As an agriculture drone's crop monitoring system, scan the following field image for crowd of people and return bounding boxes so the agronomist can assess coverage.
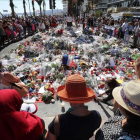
[85,16,140,48]
[0,15,63,47]
[1,14,140,140]
[0,14,140,48]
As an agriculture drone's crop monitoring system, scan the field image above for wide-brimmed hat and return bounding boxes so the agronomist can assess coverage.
[57,74,95,103]
[113,80,140,116]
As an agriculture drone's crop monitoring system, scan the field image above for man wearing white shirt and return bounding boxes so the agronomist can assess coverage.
[122,19,128,40]
[67,14,73,27]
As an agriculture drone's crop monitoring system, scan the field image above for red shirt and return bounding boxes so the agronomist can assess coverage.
[0,89,44,140]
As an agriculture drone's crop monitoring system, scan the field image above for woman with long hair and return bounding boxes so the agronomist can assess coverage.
[95,80,140,139]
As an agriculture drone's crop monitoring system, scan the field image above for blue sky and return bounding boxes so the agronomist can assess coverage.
[0,0,63,14]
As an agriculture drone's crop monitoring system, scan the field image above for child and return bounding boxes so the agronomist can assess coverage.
[40,20,45,32]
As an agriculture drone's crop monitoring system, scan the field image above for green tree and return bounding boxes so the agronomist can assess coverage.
[32,0,35,17]
[94,10,103,17]
[35,0,43,16]
[23,0,27,17]
[9,0,15,17]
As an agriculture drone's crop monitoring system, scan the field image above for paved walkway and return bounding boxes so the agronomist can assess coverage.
[35,100,113,139]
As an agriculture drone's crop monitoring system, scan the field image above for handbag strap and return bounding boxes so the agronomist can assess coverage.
[54,114,61,137]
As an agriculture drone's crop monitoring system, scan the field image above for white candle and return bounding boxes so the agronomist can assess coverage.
[61,102,65,107]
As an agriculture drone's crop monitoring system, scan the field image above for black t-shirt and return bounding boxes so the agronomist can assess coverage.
[48,110,101,140]
[102,89,113,103]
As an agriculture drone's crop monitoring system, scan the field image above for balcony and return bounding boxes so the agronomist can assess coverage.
[95,5,107,9]
[100,0,107,3]
[107,0,126,5]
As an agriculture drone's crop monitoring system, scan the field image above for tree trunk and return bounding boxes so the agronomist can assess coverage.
[9,0,15,17]
[32,1,35,17]
[23,0,27,17]
[68,0,73,15]
[40,5,42,16]
[43,0,46,16]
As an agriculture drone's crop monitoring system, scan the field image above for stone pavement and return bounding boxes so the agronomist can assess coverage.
[35,100,114,139]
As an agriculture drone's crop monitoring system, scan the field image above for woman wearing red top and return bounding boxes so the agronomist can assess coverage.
[0,89,45,140]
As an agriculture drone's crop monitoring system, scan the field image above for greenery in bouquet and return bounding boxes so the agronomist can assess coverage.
[85,77,93,87]
[42,90,54,101]
[54,42,59,49]
[104,57,110,64]
[53,49,62,55]
[80,50,84,55]
[56,73,65,81]
[87,50,96,58]
[3,54,11,60]
[51,63,59,70]
[66,45,72,51]
[7,65,17,71]
[132,54,140,60]
[19,45,23,49]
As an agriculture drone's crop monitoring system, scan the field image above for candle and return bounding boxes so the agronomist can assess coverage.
[61,102,65,107]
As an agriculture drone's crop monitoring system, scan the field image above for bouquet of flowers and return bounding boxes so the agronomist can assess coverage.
[42,90,54,101]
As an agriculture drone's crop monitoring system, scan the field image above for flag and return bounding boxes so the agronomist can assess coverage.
[3,10,8,12]
[14,6,18,8]
[32,0,35,1]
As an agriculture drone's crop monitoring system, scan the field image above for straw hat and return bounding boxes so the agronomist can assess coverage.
[113,80,140,116]
[57,74,95,103]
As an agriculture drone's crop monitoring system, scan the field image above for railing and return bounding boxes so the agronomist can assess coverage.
[100,0,107,3]
[108,0,126,4]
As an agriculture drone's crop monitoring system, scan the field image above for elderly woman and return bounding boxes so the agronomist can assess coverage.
[45,74,102,140]
[95,80,140,139]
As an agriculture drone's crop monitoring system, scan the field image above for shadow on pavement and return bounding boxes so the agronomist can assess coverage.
[98,102,111,118]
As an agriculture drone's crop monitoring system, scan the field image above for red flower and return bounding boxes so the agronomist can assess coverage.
[48,88,55,94]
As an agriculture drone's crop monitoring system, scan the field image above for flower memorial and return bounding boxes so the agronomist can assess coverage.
[0,24,138,103]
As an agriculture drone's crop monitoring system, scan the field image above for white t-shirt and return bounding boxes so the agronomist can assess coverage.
[17,24,23,31]
[67,16,73,22]
[122,22,128,32]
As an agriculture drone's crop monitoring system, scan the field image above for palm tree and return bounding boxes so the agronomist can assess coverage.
[130,0,134,7]
[32,0,35,17]
[35,0,43,16]
[9,0,15,17]
[43,0,46,16]
[23,0,27,17]
[68,0,73,15]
